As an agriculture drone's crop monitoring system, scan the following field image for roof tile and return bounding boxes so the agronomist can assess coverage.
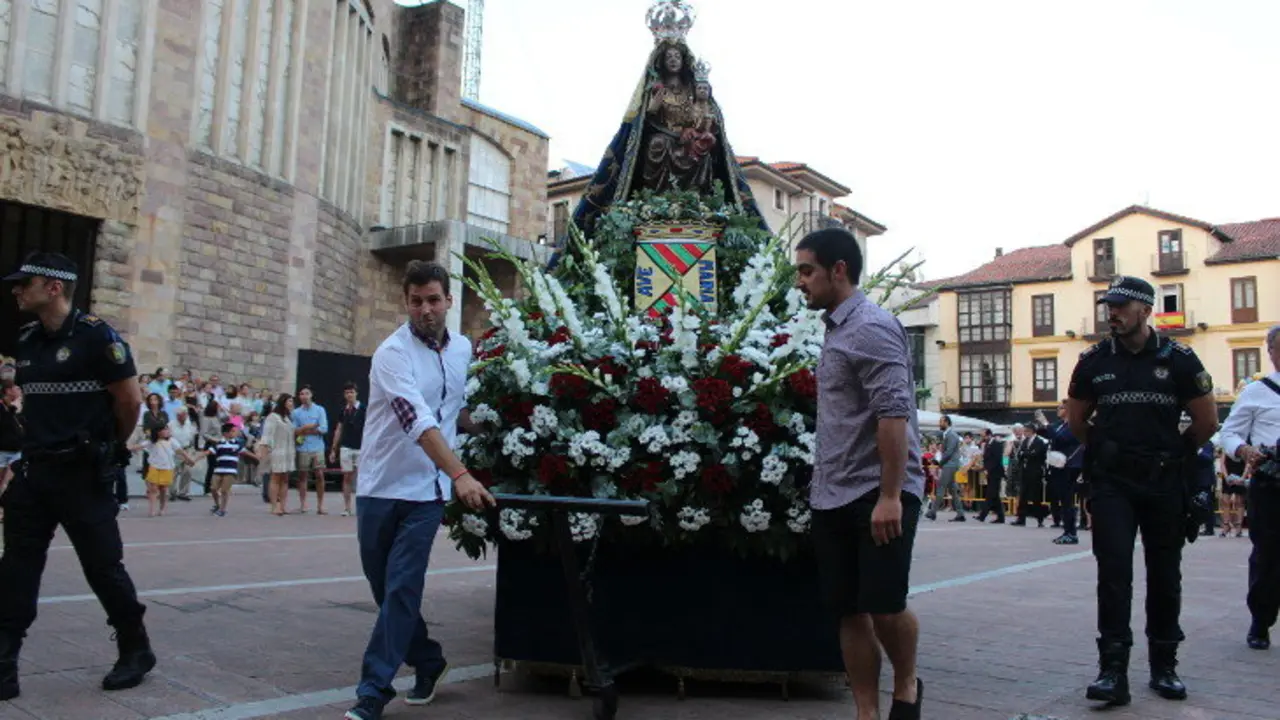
[930,245,1072,289]
[1209,218,1280,264]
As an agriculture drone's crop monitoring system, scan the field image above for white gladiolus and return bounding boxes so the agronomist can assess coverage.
[546,275,585,339]
[510,359,532,390]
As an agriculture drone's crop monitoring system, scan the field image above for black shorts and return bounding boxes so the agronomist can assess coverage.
[811,489,921,617]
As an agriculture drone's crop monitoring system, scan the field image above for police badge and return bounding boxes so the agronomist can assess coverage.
[1195,371,1213,394]
[55,347,71,363]
[1154,367,1170,380]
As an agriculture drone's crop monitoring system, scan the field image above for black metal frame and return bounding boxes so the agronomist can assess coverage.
[490,493,648,720]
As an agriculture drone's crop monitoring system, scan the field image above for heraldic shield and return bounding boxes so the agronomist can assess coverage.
[633,222,722,317]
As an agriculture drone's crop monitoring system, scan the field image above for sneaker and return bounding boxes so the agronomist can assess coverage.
[344,696,383,720]
[404,662,450,706]
[119,503,130,512]
[215,509,226,517]
[209,505,218,515]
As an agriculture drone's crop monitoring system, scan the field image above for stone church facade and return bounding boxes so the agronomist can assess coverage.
[0,0,548,388]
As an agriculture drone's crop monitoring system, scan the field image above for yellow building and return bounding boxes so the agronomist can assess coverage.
[931,205,1280,422]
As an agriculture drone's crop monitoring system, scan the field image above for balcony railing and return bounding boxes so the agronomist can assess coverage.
[1151,251,1188,275]
[1087,258,1119,282]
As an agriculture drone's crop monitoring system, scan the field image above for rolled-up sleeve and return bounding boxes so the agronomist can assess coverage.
[371,343,438,441]
[849,319,915,420]
[1220,388,1256,459]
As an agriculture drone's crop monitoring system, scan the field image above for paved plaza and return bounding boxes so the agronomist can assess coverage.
[0,496,1276,720]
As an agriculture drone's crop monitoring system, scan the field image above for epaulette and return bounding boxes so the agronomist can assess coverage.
[77,314,104,327]
[1080,341,1105,360]
[1169,339,1194,355]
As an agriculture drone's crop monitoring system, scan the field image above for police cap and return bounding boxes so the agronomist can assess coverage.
[3,252,79,283]
[1096,275,1155,306]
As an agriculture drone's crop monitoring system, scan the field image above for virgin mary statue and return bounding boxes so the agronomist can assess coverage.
[569,3,765,238]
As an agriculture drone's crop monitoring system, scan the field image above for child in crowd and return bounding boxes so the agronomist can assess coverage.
[129,425,176,517]
[203,423,243,517]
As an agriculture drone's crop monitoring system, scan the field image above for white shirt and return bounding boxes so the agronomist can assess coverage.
[1221,371,1280,459]
[140,439,177,471]
[358,323,471,502]
[170,419,198,451]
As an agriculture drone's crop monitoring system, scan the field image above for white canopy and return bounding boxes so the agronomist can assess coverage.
[917,410,1015,439]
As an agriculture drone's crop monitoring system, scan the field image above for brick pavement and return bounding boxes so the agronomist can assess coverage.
[0,504,1275,720]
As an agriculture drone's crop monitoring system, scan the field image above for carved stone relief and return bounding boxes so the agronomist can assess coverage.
[0,115,144,224]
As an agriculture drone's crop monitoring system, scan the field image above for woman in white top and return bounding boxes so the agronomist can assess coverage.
[260,394,297,516]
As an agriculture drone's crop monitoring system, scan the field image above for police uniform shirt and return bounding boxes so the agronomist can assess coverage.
[14,311,137,451]
[1067,331,1212,455]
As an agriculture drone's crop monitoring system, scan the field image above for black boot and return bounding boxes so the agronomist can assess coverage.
[0,633,20,701]
[102,623,156,691]
[1086,640,1131,706]
[1148,642,1187,700]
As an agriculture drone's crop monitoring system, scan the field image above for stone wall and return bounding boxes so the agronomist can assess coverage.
[312,201,364,353]
[176,151,296,385]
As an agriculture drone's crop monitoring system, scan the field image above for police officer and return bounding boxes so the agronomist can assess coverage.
[0,253,156,701]
[1065,276,1218,706]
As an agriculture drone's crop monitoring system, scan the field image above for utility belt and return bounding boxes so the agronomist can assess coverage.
[1088,439,1184,484]
[21,434,123,489]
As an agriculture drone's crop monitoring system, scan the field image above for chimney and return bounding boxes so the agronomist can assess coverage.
[397,1,465,121]
[995,247,1003,258]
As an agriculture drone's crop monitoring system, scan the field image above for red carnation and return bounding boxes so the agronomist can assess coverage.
[476,344,506,361]
[634,377,672,414]
[700,464,734,496]
[501,397,535,426]
[620,460,664,494]
[719,354,753,384]
[548,326,572,346]
[591,356,626,379]
[550,372,591,402]
[582,398,619,433]
[771,333,791,348]
[788,368,817,400]
[745,402,778,441]
[528,312,545,321]
[692,377,733,425]
[537,454,576,494]
[635,340,660,354]
[481,326,500,340]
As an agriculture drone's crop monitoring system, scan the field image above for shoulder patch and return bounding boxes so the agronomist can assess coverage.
[77,314,103,327]
[1171,340,1194,355]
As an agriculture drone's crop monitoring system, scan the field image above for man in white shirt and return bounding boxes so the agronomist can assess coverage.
[344,261,493,720]
[1220,325,1280,651]
[168,408,199,501]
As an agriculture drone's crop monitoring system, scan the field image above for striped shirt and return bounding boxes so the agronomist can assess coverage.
[212,438,242,475]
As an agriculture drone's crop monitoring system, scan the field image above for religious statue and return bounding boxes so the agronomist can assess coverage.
[567,0,766,238]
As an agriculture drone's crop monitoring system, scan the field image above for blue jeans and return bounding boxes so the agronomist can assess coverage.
[355,497,448,702]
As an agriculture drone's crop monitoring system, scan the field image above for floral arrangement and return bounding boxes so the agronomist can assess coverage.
[447,191,924,561]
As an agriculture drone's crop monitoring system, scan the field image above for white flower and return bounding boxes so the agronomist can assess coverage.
[786,504,811,533]
[499,508,539,541]
[510,359,532,390]
[669,450,700,480]
[471,403,500,426]
[546,275,585,339]
[796,432,816,464]
[760,454,788,485]
[569,512,599,542]
[677,506,712,532]
[501,428,537,466]
[729,427,762,460]
[739,499,772,533]
[732,387,743,398]
[620,513,648,527]
[461,513,489,538]
[638,425,672,454]
[465,377,480,399]
[530,405,558,438]
[660,375,689,394]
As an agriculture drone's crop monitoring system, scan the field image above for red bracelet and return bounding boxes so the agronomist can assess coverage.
[450,468,470,481]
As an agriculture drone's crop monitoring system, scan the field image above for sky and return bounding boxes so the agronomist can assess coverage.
[437,0,1280,278]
